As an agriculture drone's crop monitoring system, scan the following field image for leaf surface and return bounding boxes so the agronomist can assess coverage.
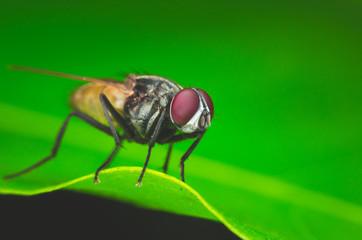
[1,104,361,240]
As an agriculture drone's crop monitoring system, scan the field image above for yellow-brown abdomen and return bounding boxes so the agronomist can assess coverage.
[71,83,128,129]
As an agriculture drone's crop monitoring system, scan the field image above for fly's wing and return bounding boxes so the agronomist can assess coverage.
[8,65,135,95]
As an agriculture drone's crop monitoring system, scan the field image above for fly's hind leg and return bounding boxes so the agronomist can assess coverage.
[3,111,119,180]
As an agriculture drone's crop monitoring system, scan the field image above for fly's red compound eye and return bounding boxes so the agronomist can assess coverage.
[198,89,214,116]
[171,88,200,126]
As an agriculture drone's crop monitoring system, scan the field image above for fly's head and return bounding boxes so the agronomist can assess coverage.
[170,88,214,133]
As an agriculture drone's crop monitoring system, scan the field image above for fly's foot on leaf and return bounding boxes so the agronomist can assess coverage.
[135,181,142,187]
[94,178,101,184]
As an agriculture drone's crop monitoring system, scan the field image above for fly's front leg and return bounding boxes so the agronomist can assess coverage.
[162,144,173,173]
[179,132,205,182]
[3,111,119,180]
[136,108,167,187]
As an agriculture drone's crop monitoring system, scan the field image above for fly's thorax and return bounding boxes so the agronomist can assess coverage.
[124,75,182,140]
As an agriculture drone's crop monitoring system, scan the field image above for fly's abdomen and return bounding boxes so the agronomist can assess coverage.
[71,83,128,129]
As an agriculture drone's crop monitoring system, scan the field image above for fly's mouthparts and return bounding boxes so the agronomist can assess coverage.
[206,114,211,127]
[199,111,211,129]
[200,115,206,127]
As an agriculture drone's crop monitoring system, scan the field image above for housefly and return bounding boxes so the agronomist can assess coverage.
[3,66,214,186]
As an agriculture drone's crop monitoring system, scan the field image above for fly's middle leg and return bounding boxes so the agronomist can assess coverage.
[96,94,122,183]
[135,108,167,187]
[96,94,135,183]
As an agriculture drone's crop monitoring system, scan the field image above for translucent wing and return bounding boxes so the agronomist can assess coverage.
[8,65,130,90]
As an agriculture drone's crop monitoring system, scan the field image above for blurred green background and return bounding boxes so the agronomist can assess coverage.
[1,0,361,239]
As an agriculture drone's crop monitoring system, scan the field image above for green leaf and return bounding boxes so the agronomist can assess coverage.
[1,103,361,240]
[0,103,275,240]
[1,166,260,240]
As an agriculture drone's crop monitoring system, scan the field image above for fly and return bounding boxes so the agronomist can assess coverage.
[3,65,214,186]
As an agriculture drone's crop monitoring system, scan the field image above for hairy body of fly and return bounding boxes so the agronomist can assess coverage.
[71,75,182,144]
[4,65,212,184]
